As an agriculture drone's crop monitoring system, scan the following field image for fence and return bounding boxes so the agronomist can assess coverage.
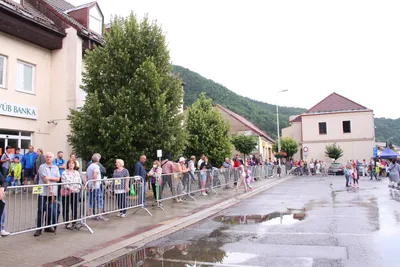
[1,165,284,237]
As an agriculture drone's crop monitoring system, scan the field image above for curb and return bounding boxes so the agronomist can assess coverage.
[73,176,294,266]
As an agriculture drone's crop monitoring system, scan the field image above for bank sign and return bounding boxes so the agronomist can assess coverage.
[0,101,38,120]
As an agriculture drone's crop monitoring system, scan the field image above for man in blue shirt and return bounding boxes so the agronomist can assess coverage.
[53,151,66,177]
[21,145,37,187]
[135,155,147,207]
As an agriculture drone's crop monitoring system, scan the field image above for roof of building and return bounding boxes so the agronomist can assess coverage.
[306,92,370,114]
[64,1,95,13]
[44,0,103,43]
[0,0,103,43]
[0,0,62,32]
[290,115,302,123]
[216,104,275,143]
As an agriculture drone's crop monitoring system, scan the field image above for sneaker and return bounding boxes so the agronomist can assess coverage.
[97,216,109,221]
[1,230,10,236]
[120,214,127,218]
[202,192,208,196]
[116,213,122,217]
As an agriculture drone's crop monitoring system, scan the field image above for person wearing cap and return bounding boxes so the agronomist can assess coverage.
[171,157,187,202]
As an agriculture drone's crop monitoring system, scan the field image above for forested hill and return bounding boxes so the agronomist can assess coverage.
[172,65,399,144]
[173,65,305,139]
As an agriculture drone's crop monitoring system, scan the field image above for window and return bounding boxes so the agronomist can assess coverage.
[89,7,103,34]
[0,55,6,88]
[343,121,351,133]
[319,122,327,135]
[16,61,35,93]
[89,15,102,34]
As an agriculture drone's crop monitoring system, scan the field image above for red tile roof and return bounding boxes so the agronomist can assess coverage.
[216,104,275,143]
[306,92,370,114]
[44,0,103,43]
[0,0,63,32]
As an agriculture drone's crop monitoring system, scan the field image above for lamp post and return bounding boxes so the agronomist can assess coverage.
[276,89,288,166]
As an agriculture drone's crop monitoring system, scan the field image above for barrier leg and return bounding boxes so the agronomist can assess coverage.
[133,182,152,216]
[80,191,94,234]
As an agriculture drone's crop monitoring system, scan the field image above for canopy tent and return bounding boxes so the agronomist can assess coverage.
[378,148,400,159]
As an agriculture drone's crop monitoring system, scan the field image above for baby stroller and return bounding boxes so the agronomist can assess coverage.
[290,166,303,176]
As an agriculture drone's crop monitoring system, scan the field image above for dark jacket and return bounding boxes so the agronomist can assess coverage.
[0,171,7,190]
[34,154,46,176]
[200,161,213,170]
[135,161,147,180]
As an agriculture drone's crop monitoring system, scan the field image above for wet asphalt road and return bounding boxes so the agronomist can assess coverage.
[117,175,400,267]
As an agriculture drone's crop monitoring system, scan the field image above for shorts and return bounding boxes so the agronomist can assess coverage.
[89,188,104,209]
[24,169,34,180]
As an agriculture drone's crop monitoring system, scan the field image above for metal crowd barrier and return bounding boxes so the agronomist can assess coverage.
[1,165,292,237]
[83,176,152,225]
[100,247,146,267]
[2,182,89,236]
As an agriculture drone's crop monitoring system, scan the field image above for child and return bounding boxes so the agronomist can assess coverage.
[245,168,253,191]
[7,157,22,193]
[352,166,359,188]
[344,165,351,187]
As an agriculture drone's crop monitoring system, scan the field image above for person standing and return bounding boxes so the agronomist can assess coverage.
[113,159,130,217]
[161,154,175,199]
[86,154,107,221]
[21,145,37,188]
[61,159,82,229]
[33,149,45,184]
[388,159,400,189]
[0,171,9,236]
[199,156,213,195]
[69,152,80,170]
[53,151,66,177]
[7,156,22,191]
[148,161,162,204]
[34,152,60,236]
[0,146,14,178]
[135,155,148,207]
[236,160,248,192]
[222,158,232,188]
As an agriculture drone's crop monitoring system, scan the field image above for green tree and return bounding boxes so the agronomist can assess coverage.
[68,14,185,172]
[231,134,258,159]
[185,93,232,167]
[325,143,344,161]
[272,137,298,158]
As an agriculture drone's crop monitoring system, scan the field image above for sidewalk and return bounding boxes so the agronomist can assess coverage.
[1,176,289,267]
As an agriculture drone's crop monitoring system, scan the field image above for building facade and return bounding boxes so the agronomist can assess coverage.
[216,105,275,160]
[282,93,375,164]
[0,0,104,155]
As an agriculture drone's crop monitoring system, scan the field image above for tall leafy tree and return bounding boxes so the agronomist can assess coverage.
[325,143,344,161]
[68,14,185,172]
[185,93,232,167]
[231,134,258,159]
[272,137,299,158]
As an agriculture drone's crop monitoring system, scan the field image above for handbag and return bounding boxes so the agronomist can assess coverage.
[60,187,71,196]
[130,185,136,196]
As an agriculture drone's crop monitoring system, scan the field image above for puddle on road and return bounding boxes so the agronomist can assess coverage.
[98,227,233,267]
[213,208,307,226]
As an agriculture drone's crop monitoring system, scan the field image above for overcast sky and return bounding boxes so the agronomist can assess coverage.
[69,0,400,119]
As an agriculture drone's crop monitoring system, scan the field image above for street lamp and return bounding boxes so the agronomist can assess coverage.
[276,89,288,166]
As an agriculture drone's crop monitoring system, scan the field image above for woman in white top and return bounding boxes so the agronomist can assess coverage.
[61,159,82,229]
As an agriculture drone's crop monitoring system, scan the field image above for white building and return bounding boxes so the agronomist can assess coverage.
[0,0,104,155]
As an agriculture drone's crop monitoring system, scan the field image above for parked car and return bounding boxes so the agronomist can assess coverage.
[328,163,345,175]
